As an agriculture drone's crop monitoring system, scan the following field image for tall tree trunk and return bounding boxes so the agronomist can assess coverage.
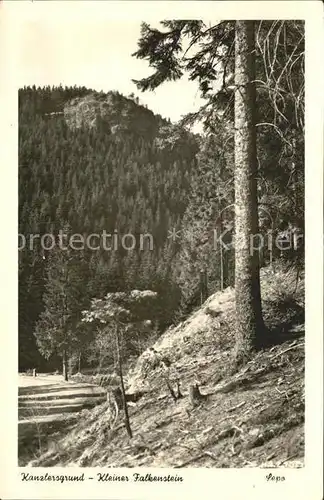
[220,217,231,290]
[115,325,132,438]
[62,350,68,381]
[200,268,208,304]
[220,237,224,291]
[234,21,264,358]
[78,352,81,373]
[259,245,264,268]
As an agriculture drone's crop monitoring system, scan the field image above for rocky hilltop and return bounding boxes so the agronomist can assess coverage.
[63,91,159,139]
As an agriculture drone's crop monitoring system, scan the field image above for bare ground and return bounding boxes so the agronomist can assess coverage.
[24,264,305,468]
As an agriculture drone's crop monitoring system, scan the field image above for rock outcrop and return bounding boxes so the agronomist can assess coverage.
[63,91,158,141]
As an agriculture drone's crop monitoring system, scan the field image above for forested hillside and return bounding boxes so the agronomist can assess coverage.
[17,19,307,470]
[19,86,198,371]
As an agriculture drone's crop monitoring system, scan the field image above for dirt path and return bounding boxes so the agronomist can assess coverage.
[19,374,67,387]
[19,374,106,422]
[18,374,107,465]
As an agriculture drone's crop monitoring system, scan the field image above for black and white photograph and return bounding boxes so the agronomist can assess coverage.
[0,1,323,499]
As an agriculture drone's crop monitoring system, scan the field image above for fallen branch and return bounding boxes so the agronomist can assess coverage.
[174,453,205,468]
[174,450,218,468]
[202,450,218,461]
[271,343,304,361]
[210,367,267,395]
[279,453,299,465]
[227,401,246,412]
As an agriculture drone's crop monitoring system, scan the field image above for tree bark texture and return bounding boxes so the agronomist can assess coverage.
[234,21,264,355]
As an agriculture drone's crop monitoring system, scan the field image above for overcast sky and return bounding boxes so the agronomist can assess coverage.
[10,0,308,127]
[17,14,205,126]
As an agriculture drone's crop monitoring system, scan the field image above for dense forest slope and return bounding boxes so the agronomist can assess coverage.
[19,86,198,371]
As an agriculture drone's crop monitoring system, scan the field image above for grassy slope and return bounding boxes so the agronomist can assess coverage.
[29,263,305,468]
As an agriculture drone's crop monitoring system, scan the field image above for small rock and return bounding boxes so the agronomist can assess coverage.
[249,428,260,437]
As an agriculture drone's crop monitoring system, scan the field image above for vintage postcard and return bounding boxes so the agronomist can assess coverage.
[0,1,323,499]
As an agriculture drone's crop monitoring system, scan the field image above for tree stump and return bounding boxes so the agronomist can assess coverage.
[111,387,124,410]
[176,380,183,399]
[109,387,145,409]
[165,377,178,402]
[188,383,206,407]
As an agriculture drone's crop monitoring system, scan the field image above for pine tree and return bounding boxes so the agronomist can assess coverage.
[233,21,264,358]
[34,231,90,380]
[83,290,158,438]
[133,20,265,353]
